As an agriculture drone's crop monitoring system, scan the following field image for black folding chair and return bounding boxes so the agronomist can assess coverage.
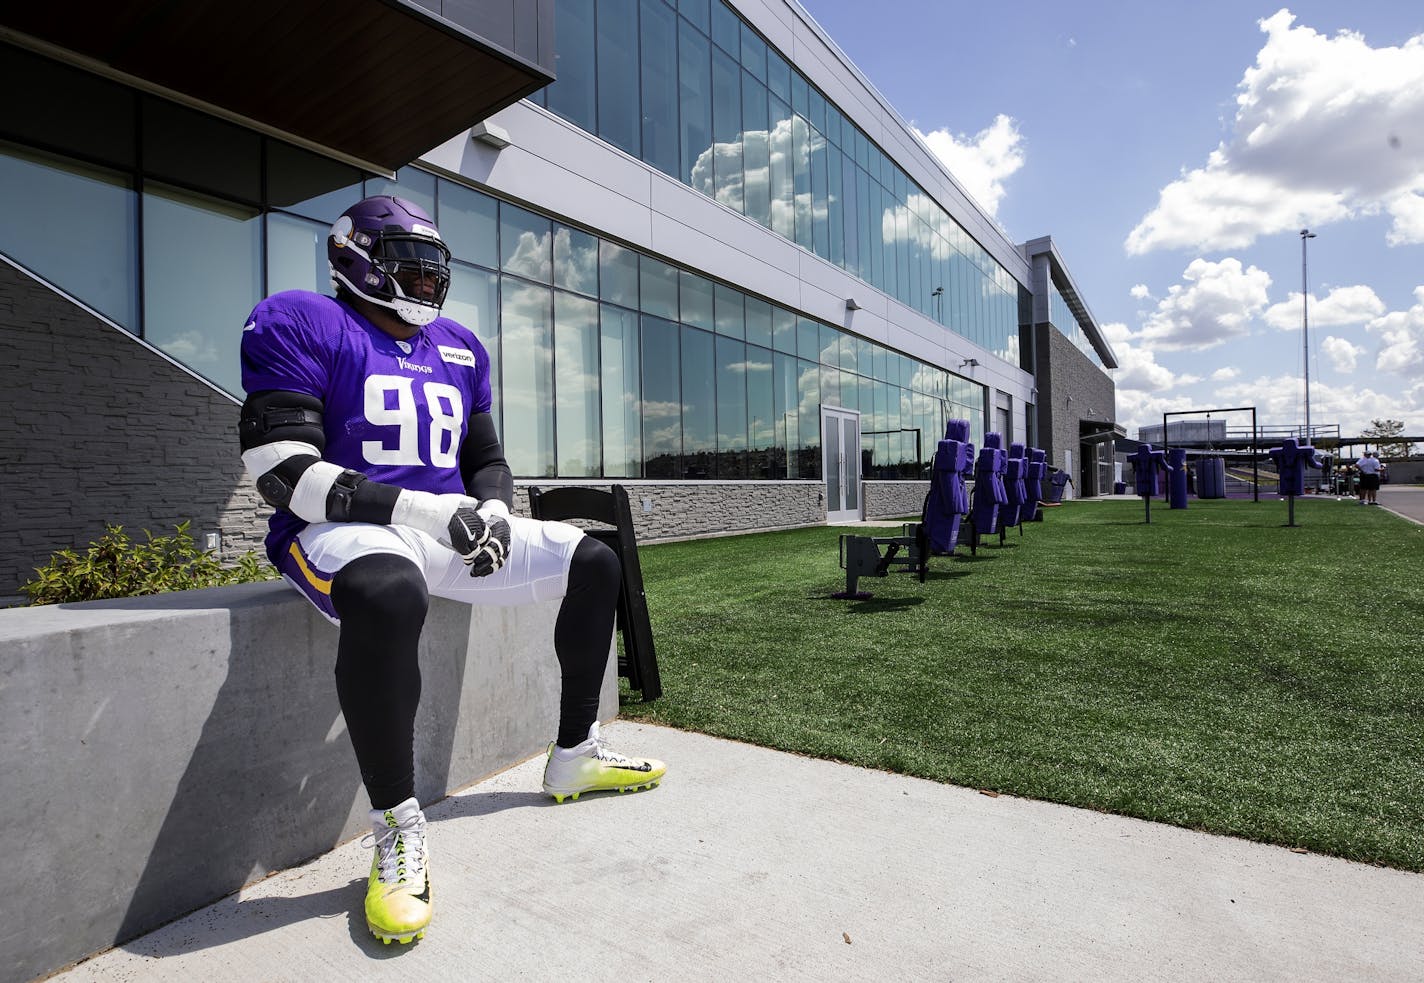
[526,484,662,701]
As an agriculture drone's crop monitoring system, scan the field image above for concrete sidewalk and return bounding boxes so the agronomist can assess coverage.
[53,722,1423,982]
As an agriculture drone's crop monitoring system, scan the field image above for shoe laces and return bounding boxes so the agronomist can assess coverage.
[566,722,636,766]
[362,812,426,885]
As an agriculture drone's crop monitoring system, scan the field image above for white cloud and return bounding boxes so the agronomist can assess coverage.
[1115,390,1203,439]
[1262,284,1386,330]
[1137,257,1273,350]
[1214,373,1420,436]
[1211,367,1240,381]
[914,114,1025,217]
[1130,284,1152,300]
[1367,285,1424,375]
[1127,10,1424,254]
[1321,335,1365,372]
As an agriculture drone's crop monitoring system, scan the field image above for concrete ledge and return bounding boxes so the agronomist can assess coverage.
[0,581,616,983]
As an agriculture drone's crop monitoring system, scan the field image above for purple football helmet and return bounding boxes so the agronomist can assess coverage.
[328,195,451,326]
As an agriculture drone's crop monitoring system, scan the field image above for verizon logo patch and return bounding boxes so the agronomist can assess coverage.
[438,345,476,367]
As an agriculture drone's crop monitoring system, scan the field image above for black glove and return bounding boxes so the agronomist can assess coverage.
[447,505,512,578]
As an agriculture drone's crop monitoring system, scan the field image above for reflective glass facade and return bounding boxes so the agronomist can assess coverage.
[1049,279,1103,368]
[532,0,1021,362]
[0,44,985,481]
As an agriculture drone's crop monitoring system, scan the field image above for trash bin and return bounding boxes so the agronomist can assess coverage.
[1113,481,1127,495]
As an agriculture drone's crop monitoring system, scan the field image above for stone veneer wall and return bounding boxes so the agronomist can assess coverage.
[862,480,930,520]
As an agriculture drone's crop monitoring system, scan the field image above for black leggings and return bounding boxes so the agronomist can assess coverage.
[329,536,621,810]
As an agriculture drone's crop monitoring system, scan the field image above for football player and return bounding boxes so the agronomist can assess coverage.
[238,195,666,945]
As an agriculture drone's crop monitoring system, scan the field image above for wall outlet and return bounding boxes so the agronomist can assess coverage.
[641,498,653,513]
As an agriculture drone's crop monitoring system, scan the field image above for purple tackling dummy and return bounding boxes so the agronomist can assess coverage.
[1167,447,1189,509]
[1128,442,1173,523]
[1268,436,1326,526]
[923,419,972,554]
[1024,448,1047,521]
[1001,442,1029,530]
[970,432,1008,539]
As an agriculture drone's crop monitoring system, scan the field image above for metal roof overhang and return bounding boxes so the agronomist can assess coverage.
[1081,423,1127,445]
[2,0,552,176]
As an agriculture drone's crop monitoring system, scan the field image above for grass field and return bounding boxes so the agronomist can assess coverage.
[620,496,1424,871]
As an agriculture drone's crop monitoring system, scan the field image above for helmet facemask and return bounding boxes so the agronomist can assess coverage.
[329,199,452,327]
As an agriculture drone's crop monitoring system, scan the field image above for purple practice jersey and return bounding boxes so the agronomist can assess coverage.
[241,290,492,564]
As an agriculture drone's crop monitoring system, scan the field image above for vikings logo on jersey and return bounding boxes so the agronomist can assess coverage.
[240,289,492,558]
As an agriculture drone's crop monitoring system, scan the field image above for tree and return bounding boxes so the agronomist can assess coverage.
[1361,418,1414,458]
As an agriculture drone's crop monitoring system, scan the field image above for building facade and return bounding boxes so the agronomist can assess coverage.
[0,0,1117,594]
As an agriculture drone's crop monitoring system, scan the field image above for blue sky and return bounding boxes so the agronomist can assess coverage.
[798,0,1424,440]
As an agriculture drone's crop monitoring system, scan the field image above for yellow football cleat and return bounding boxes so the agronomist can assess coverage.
[542,722,667,803]
[362,797,431,944]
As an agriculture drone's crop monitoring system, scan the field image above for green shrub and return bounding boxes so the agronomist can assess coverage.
[20,521,276,605]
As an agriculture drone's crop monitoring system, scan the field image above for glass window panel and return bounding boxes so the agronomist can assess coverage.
[443,264,502,431]
[715,334,748,478]
[744,297,772,349]
[797,357,821,479]
[796,316,819,360]
[2,48,136,167]
[0,144,137,330]
[597,0,641,156]
[143,98,260,202]
[679,270,714,329]
[827,148,844,267]
[640,258,680,319]
[792,114,812,249]
[747,343,775,478]
[741,72,771,228]
[599,241,639,308]
[437,181,499,271]
[641,315,681,478]
[768,94,795,239]
[553,224,599,296]
[766,50,791,102]
[500,280,556,476]
[714,282,744,338]
[810,131,829,260]
[143,184,259,396]
[825,104,843,148]
[818,324,839,367]
[364,167,435,217]
[640,0,680,177]
[267,141,361,223]
[555,291,602,476]
[711,47,743,213]
[266,212,327,296]
[771,305,796,354]
[791,71,808,119]
[807,87,827,138]
[547,0,597,131]
[500,205,553,283]
[842,157,859,277]
[601,305,642,477]
[679,0,709,32]
[740,23,767,80]
[678,20,713,192]
[772,352,798,477]
[681,325,717,478]
[820,363,839,407]
[710,0,740,53]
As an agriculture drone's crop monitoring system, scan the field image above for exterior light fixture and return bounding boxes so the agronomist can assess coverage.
[959,357,978,368]
[845,298,862,311]
[471,121,512,149]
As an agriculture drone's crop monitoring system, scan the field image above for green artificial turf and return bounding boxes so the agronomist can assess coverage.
[619,496,1424,870]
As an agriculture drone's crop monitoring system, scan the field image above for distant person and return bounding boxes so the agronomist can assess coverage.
[1355,450,1382,505]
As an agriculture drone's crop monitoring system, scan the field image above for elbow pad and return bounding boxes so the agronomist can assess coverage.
[249,453,401,524]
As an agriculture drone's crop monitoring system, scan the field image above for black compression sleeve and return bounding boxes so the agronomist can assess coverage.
[459,411,514,508]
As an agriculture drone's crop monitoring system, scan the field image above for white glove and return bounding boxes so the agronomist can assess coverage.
[391,492,512,577]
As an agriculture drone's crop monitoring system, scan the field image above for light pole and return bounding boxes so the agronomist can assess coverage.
[1300,229,1317,441]
[931,285,944,322]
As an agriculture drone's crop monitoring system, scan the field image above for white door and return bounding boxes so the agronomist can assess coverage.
[821,405,861,522]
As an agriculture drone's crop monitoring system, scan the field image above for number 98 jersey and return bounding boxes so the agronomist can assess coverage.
[240,290,492,554]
